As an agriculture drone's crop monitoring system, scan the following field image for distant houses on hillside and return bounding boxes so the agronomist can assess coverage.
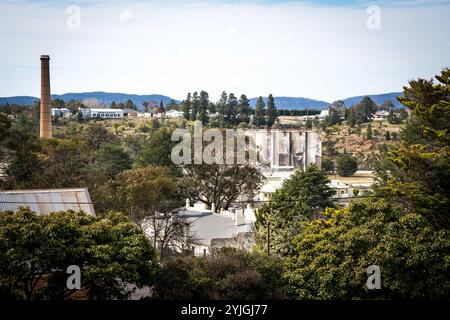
[50,106,185,120]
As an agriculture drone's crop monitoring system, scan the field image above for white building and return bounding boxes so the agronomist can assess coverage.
[373,110,389,121]
[79,108,124,119]
[328,179,353,198]
[165,109,184,118]
[143,201,256,257]
[51,108,71,118]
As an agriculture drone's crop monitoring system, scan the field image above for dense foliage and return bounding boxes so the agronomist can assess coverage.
[0,208,159,300]
[153,248,287,300]
[284,199,450,299]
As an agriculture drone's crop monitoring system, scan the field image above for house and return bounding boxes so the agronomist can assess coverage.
[255,169,292,201]
[328,179,353,198]
[179,202,256,256]
[51,108,71,118]
[136,112,154,118]
[0,188,96,216]
[373,110,389,120]
[165,109,184,118]
[143,201,256,257]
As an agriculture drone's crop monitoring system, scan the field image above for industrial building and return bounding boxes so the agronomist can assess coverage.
[247,129,322,170]
[79,107,124,119]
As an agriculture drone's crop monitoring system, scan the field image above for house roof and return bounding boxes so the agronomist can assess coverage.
[179,209,254,246]
[90,108,123,112]
[0,188,96,216]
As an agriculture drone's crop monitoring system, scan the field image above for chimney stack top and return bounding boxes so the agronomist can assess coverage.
[40,55,50,60]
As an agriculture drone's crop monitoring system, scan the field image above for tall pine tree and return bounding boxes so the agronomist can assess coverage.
[266,94,277,127]
[254,96,266,127]
[190,91,199,121]
[218,91,228,127]
[238,94,250,124]
[228,93,238,125]
[182,93,191,120]
[197,90,209,125]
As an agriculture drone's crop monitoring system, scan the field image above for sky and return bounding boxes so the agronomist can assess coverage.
[0,0,449,102]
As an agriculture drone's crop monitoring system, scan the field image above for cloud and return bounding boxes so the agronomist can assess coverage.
[225,25,240,36]
[118,11,137,24]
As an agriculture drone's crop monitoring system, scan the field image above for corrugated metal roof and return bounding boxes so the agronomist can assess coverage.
[0,188,96,216]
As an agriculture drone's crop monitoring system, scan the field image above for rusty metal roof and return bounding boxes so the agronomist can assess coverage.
[0,188,96,216]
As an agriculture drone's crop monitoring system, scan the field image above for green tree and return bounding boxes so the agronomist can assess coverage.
[0,113,41,189]
[321,157,335,174]
[125,99,136,110]
[217,91,228,127]
[227,93,238,125]
[153,248,287,300]
[237,94,250,124]
[83,123,115,150]
[0,208,159,300]
[360,96,377,118]
[190,92,199,121]
[95,143,132,178]
[104,166,185,258]
[336,154,358,177]
[136,127,178,171]
[266,94,277,127]
[387,109,401,124]
[183,164,263,211]
[32,138,90,188]
[256,166,334,256]
[76,111,83,123]
[284,199,450,299]
[197,90,209,125]
[105,166,181,223]
[182,93,191,120]
[254,96,266,127]
[376,68,450,228]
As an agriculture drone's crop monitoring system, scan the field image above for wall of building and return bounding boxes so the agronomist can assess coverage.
[248,129,321,169]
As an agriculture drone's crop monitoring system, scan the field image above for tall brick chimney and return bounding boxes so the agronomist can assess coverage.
[40,55,52,139]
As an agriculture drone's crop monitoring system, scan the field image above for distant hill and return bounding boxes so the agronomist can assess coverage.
[249,92,403,110]
[0,91,405,110]
[249,96,330,110]
[0,96,39,105]
[0,92,178,110]
[342,92,403,108]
